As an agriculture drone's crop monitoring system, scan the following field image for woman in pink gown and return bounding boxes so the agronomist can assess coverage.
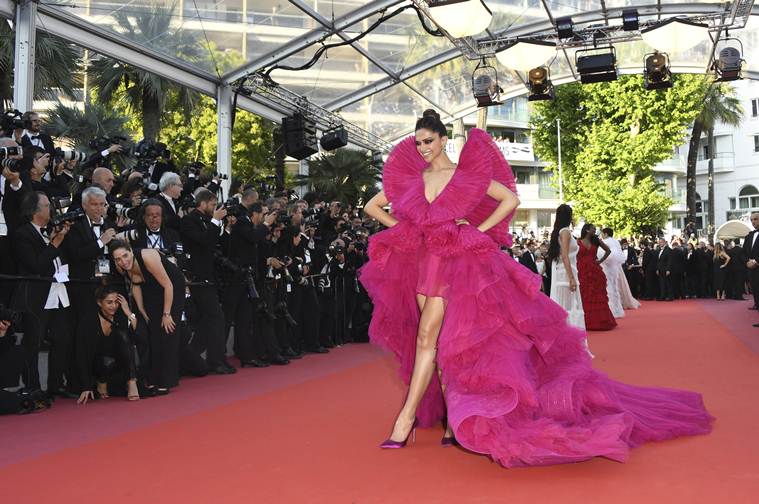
[359,110,712,468]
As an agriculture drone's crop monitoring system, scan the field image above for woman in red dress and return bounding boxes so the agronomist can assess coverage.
[577,223,617,331]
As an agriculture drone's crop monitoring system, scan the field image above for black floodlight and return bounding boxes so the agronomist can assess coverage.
[527,66,554,101]
[643,51,673,90]
[471,58,503,107]
[576,46,618,84]
[712,39,745,82]
[556,16,574,39]
[622,9,639,31]
[319,125,348,151]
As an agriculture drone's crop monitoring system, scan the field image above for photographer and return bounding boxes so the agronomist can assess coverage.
[225,200,287,367]
[1,137,29,304]
[157,171,183,232]
[12,191,75,398]
[0,312,27,391]
[128,198,180,252]
[180,188,235,374]
[29,148,68,200]
[20,112,55,157]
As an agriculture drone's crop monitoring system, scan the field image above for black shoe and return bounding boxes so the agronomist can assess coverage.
[283,348,303,359]
[155,388,170,396]
[138,384,158,397]
[267,355,290,366]
[307,346,329,354]
[753,323,759,327]
[240,359,270,368]
[51,388,79,400]
[208,363,237,375]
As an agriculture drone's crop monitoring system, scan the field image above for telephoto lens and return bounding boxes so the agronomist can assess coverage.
[0,145,23,158]
[0,158,21,172]
[55,148,87,163]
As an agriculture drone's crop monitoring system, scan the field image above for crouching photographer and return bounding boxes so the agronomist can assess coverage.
[0,314,50,414]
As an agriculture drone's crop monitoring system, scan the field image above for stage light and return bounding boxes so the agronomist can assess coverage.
[427,0,492,38]
[640,18,709,54]
[622,9,639,31]
[713,45,745,82]
[319,125,348,151]
[576,46,618,84]
[495,40,556,72]
[556,16,574,40]
[283,113,318,160]
[527,66,554,101]
[472,58,503,107]
[643,52,673,90]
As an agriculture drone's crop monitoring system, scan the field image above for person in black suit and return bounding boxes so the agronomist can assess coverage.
[656,237,672,301]
[621,239,641,299]
[179,189,235,374]
[19,112,55,158]
[518,240,539,274]
[696,242,711,298]
[641,240,658,300]
[157,172,183,232]
[127,199,180,252]
[668,239,686,300]
[743,212,759,325]
[726,239,747,300]
[12,191,75,398]
[65,187,117,325]
[0,145,30,305]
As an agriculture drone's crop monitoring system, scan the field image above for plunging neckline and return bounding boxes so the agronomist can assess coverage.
[422,165,457,205]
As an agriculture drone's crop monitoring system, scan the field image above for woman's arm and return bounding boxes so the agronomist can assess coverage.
[597,240,611,264]
[363,190,398,228]
[722,252,731,267]
[117,294,138,331]
[142,249,176,333]
[559,229,577,292]
[131,284,149,322]
[476,181,520,233]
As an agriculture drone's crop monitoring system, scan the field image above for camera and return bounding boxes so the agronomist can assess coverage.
[222,196,246,217]
[0,305,21,326]
[328,243,345,256]
[44,208,85,234]
[0,110,24,137]
[0,145,23,158]
[50,196,72,212]
[53,147,87,163]
[214,172,228,180]
[0,157,21,172]
[178,194,196,211]
[134,139,170,162]
[108,198,141,222]
[89,135,131,155]
[166,242,189,272]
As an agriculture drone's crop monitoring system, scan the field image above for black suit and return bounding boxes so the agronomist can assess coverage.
[180,210,229,368]
[20,132,55,157]
[0,177,30,305]
[656,246,672,300]
[668,246,686,299]
[11,222,74,392]
[642,248,659,300]
[518,250,538,274]
[623,247,640,299]
[726,246,747,300]
[157,193,181,232]
[743,230,759,309]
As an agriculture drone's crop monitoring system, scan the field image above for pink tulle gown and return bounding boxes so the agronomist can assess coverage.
[358,129,713,468]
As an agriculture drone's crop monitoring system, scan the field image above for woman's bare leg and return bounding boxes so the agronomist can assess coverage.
[387,294,446,442]
[438,366,454,438]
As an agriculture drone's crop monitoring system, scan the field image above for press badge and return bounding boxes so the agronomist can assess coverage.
[286,283,292,293]
[97,258,111,275]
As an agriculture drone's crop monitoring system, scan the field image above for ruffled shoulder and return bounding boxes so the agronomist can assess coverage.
[382,136,426,204]
[430,129,518,247]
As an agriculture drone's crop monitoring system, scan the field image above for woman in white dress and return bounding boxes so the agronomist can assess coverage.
[599,228,625,318]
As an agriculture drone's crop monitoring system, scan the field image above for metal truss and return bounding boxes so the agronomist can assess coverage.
[239,74,392,152]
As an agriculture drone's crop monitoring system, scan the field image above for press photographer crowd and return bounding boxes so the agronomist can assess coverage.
[0,110,375,414]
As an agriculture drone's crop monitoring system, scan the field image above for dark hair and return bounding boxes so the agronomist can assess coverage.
[119,177,144,198]
[547,204,573,264]
[107,238,131,257]
[20,191,47,221]
[602,227,613,237]
[194,188,216,207]
[95,281,120,302]
[249,202,263,214]
[415,109,447,138]
[580,223,600,246]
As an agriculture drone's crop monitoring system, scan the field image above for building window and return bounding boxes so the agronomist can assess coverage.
[737,185,759,214]
[753,98,759,117]
[729,197,736,210]
[754,135,759,153]
[537,210,552,228]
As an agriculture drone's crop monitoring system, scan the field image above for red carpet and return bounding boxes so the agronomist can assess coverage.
[1,300,758,503]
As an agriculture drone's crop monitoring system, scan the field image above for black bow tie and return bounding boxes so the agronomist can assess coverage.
[148,230,161,236]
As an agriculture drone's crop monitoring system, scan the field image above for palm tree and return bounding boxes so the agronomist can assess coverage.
[0,22,80,109]
[300,149,381,206]
[87,2,203,142]
[685,82,743,233]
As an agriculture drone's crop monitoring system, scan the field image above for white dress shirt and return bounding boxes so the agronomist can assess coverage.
[32,223,70,309]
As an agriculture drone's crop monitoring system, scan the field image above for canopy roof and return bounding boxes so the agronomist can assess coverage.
[4,0,759,147]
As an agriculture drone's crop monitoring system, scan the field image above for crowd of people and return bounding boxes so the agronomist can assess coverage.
[0,111,376,414]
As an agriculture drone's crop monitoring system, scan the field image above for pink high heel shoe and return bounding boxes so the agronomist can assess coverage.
[379,419,418,449]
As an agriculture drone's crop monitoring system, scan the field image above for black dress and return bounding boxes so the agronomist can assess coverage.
[132,249,185,389]
[713,255,727,292]
[75,311,138,395]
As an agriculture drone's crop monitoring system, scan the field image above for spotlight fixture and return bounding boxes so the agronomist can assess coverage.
[622,9,639,31]
[527,66,554,101]
[471,58,503,107]
[712,40,745,82]
[556,16,574,40]
[495,40,556,72]
[576,46,618,84]
[640,18,709,54]
[319,125,348,151]
[427,0,493,38]
[643,51,673,90]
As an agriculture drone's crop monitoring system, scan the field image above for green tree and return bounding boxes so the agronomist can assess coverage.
[530,74,709,235]
[301,149,380,206]
[87,2,203,142]
[684,82,742,233]
[0,23,80,108]
[160,95,275,183]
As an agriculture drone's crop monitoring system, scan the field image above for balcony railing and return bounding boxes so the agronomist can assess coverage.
[696,152,735,173]
[446,140,534,162]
